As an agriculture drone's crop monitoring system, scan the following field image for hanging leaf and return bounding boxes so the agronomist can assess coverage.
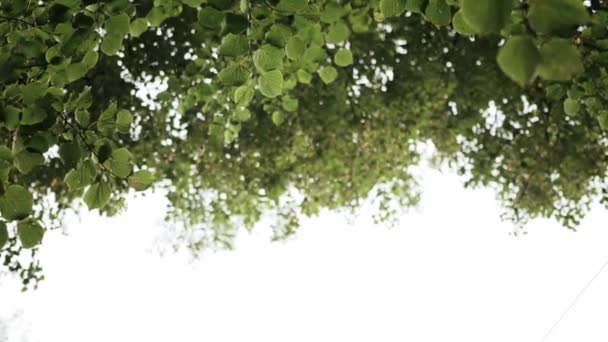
[84,180,112,210]
[334,49,354,67]
[496,36,540,86]
[461,0,514,33]
[537,39,584,81]
[103,148,132,178]
[128,170,155,191]
[425,0,452,27]
[258,70,284,98]
[64,160,97,190]
[0,185,33,221]
[17,218,44,249]
[319,66,338,84]
[528,0,589,36]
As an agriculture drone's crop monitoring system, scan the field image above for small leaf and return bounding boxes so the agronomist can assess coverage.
[461,0,513,33]
[128,170,154,191]
[325,21,350,44]
[258,70,284,98]
[537,39,584,81]
[253,45,285,72]
[334,48,353,67]
[59,142,82,168]
[319,66,338,84]
[286,36,306,60]
[496,36,540,86]
[101,33,123,56]
[219,65,251,86]
[64,160,97,190]
[0,185,33,221]
[233,86,254,105]
[198,7,224,29]
[97,102,117,135]
[272,111,285,126]
[452,10,476,36]
[17,218,44,249]
[130,18,149,37]
[103,148,132,178]
[563,98,580,115]
[276,0,308,13]
[14,151,44,174]
[425,0,452,27]
[116,109,133,134]
[84,180,112,210]
[528,0,589,36]
[380,0,407,17]
[220,34,249,57]
[106,13,130,35]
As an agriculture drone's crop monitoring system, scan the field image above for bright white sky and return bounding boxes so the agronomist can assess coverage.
[2,166,608,342]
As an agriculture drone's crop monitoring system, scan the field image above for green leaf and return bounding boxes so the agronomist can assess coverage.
[272,111,285,126]
[220,34,249,57]
[76,109,90,127]
[59,142,82,168]
[64,160,97,190]
[234,107,251,121]
[103,148,132,178]
[219,65,251,86]
[21,104,47,125]
[424,0,452,27]
[147,7,167,26]
[319,66,338,84]
[528,0,589,36]
[130,18,149,37]
[564,98,580,115]
[461,0,513,33]
[537,39,584,81]
[84,180,112,210]
[17,218,44,249]
[14,151,44,174]
[297,69,312,84]
[198,7,224,29]
[66,62,88,83]
[182,0,205,7]
[106,13,130,35]
[0,221,7,249]
[101,33,123,56]
[265,24,292,47]
[233,86,254,105]
[21,82,47,105]
[282,96,299,112]
[116,109,133,134]
[258,70,284,98]
[405,0,426,13]
[97,101,117,135]
[380,0,407,17]
[285,36,306,60]
[82,50,99,69]
[496,36,540,86]
[276,0,308,13]
[253,45,285,72]
[452,10,476,36]
[128,170,154,191]
[0,185,33,221]
[326,21,350,44]
[334,48,353,67]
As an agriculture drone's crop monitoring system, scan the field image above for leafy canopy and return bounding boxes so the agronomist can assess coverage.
[0,0,607,289]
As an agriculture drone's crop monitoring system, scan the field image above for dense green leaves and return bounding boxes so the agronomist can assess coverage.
[1,0,607,289]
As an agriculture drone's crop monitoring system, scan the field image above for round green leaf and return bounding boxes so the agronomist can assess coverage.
[537,39,584,81]
[128,170,154,191]
[0,185,33,221]
[233,86,254,105]
[59,142,82,168]
[286,36,306,60]
[461,0,514,33]
[452,10,476,36]
[326,21,350,44]
[84,180,112,210]
[14,150,44,174]
[380,0,407,17]
[130,18,149,37]
[253,45,285,72]
[101,33,123,56]
[116,109,133,134]
[528,0,589,36]
[425,0,452,27]
[64,160,97,190]
[106,13,130,35]
[564,98,580,115]
[258,70,284,98]
[220,34,249,57]
[319,66,338,84]
[496,36,540,86]
[103,148,132,178]
[17,218,44,249]
[334,48,353,67]
[219,65,251,86]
